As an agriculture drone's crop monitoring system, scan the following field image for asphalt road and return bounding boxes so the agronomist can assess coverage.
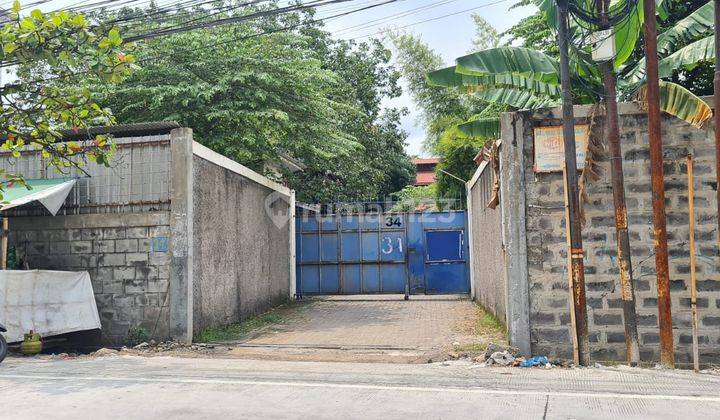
[1,355,719,419]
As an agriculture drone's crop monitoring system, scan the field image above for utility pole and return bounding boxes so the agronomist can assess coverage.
[643,0,674,368]
[557,0,590,367]
[595,0,640,367]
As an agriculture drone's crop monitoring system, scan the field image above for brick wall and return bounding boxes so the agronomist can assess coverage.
[507,103,720,365]
[9,213,172,345]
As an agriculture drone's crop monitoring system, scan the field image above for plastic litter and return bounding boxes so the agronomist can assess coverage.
[483,351,516,366]
[520,356,549,368]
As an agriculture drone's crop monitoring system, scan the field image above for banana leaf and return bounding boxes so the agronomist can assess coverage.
[457,117,501,139]
[473,87,561,110]
[612,0,644,68]
[657,1,713,55]
[454,47,559,84]
[658,35,713,78]
[428,66,561,96]
[637,80,712,128]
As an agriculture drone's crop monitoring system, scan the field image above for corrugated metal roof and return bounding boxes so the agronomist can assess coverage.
[412,158,440,165]
[415,171,436,186]
[60,122,182,140]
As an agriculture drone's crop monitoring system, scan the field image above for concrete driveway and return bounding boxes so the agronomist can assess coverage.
[221,295,504,363]
[1,355,719,419]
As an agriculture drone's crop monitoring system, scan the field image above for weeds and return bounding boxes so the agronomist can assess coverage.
[475,306,505,336]
[195,310,285,343]
[126,326,149,347]
[452,305,507,353]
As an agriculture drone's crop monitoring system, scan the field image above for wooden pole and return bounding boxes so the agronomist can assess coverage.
[714,0,720,264]
[688,154,699,372]
[557,0,590,366]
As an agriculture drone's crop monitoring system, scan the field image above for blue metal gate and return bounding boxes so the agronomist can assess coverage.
[296,211,469,296]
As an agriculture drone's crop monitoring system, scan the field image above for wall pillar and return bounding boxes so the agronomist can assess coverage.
[169,128,194,343]
[289,190,297,300]
[500,112,532,356]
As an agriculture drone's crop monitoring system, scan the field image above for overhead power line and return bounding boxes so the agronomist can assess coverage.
[125,0,383,41]
[0,0,398,86]
[333,0,463,36]
[342,0,510,41]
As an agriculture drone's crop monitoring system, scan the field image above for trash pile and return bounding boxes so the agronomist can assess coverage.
[125,340,218,354]
[467,343,572,368]
[86,340,222,358]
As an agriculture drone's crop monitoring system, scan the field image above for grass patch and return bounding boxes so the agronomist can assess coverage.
[453,304,507,353]
[195,309,285,343]
[453,342,488,352]
[476,306,506,336]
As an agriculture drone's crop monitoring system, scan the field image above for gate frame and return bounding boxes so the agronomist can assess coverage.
[295,209,469,297]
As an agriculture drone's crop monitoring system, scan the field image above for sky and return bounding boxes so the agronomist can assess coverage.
[321,0,537,157]
[9,0,536,157]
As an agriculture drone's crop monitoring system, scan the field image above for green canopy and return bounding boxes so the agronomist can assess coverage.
[1,178,76,215]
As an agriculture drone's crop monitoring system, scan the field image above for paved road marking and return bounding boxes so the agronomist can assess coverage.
[2,373,720,403]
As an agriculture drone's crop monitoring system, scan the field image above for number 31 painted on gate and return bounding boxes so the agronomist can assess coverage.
[382,237,403,255]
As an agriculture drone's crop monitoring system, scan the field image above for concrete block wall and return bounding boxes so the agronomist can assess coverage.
[4,126,295,346]
[9,213,172,345]
[190,144,292,336]
[467,162,507,325]
[506,103,720,365]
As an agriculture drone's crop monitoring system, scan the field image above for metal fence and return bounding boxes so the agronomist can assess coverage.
[0,135,172,216]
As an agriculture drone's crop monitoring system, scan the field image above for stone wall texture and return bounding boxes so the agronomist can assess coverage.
[468,163,506,324]
[191,155,291,335]
[510,103,720,365]
[8,213,172,345]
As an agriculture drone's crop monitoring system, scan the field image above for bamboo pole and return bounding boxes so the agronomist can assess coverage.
[1,217,8,270]
[563,167,580,366]
[688,154,700,372]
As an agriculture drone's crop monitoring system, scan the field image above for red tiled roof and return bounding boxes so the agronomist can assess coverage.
[412,158,440,165]
[415,171,436,186]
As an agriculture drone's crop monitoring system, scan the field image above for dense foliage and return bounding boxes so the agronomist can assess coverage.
[80,4,413,203]
[389,17,502,204]
[504,0,715,97]
[0,2,135,194]
[429,0,716,148]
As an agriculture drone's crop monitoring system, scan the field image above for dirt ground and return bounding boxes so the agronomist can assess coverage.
[107,295,507,364]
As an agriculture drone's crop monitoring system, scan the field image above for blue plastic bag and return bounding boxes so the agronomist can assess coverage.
[520,356,549,367]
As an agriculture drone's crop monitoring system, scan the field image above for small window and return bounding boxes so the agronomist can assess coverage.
[425,230,463,262]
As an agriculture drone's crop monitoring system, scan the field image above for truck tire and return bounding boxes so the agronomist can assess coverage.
[0,335,6,364]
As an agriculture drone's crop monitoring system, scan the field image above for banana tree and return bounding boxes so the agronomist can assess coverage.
[428,0,715,137]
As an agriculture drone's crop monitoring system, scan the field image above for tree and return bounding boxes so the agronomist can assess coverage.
[469,14,501,52]
[503,0,559,58]
[307,34,414,200]
[391,184,437,212]
[81,5,413,203]
[428,0,714,138]
[503,0,715,97]
[390,23,503,206]
[434,119,485,205]
[0,2,134,194]
[389,32,472,153]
